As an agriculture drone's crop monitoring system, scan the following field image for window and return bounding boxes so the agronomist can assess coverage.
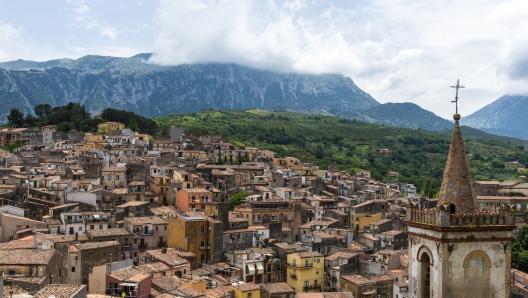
[164,226,167,231]
[201,240,205,246]
[75,255,78,260]
[71,267,76,272]
[100,225,103,229]
[201,254,205,262]
[116,175,119,180]
[248,293,252,298]
[202,226,205,233]
[79,227,83,231]
[156,226,159,231]
[316,270,319,274]
[90,225,94,229]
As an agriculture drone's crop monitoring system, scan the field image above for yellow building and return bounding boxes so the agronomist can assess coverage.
[286,252,324,292]
[230,282,260,298]
[354,213,382,234]
[85,134,104,142]
[97,122,125,134]
[167,204,223,263]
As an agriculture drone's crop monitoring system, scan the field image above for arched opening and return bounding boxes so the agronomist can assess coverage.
[463,251,491,296]
[449,204,456,214]
[419,251,431,298]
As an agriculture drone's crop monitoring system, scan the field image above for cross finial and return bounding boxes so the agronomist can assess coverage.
[450,79,465,116]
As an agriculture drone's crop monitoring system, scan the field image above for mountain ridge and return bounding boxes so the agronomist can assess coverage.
[463,94,528,140]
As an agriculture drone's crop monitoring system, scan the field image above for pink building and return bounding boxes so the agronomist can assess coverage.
[175,188,212,212]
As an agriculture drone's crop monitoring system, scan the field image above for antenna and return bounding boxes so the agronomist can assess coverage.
[450,79,465,114]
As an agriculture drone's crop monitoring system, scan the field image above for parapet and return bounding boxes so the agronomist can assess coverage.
[406,203,516,227]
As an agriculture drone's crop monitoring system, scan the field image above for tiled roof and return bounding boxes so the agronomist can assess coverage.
[116,201,149,208]
[0,238,37,250]
[152,276,182,291]
[177,285,205,297]
[297,293,354,298]
[71,240,119,251]
[341,274,374,285]
[108,267,145,281]
[136,262,171,274]
[124,216,168,226]
[325,251,358,261]
[205,286,233,298]
[148,248,191,267]
[232,282,259,291]
[2,285,28,297]
[260,282,295,294]
[34,284,86,298]
[87,228,132,238]
[0,249,56,265]
[297,251,324,258]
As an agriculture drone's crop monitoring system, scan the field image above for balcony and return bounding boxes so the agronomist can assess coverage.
[122,243,132,249]
[138,243,147,251]
[157,241,167,248]
[286,262,312,268]
[289,273,297,279]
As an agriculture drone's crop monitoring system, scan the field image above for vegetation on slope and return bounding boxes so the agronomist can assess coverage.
[156,109,528,196]
[3,103,157,134]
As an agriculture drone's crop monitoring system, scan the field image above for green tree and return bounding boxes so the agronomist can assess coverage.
[57,122,72,133]
[7,109,24,127]
[421,179,432,198]
[24,114,37,128]
[229,192,248,211]
[34,104,52,118]
[216,157,225,165]
[128,118,139,132]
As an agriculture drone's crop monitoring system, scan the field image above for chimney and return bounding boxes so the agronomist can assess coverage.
[75,232,78,241]
[162,248,167,254]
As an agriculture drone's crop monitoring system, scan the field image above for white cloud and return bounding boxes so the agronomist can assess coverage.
[73,5,90,14]
[150,0,528,118]
[100,27,118,40]
[0,23,30,61]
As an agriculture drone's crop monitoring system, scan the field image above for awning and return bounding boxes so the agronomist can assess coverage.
[256,262,264,275]
[119,282,138,287]
[247,263,256,275]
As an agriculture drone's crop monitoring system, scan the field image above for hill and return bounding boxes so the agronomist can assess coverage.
[0,54,378,120]
[463,94,528,140]
[156,110,528,195]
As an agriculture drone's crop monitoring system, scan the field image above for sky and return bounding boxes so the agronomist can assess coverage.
[1,0,528,119]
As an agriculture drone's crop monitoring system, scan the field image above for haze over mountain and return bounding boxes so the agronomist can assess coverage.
[463,95,528,140]
[0,54,451,132]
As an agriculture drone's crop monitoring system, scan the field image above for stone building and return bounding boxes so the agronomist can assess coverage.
[406,114,516,298]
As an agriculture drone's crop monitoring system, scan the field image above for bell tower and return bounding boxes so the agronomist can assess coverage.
[406,81,516,298]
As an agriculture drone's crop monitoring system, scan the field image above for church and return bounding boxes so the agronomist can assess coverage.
[406,99,516,297]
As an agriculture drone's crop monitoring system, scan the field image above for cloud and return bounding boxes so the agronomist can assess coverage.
[148,0,528,118]
[100,27,118,40]
[73,5,90,14]
[0,23,30,61]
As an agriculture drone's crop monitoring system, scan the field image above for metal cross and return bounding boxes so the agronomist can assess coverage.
[450,79,465,114]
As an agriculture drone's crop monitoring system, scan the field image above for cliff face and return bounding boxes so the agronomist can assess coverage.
[0,54,379,120]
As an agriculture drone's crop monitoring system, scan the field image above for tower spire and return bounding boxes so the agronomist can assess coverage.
[437,80,477,213]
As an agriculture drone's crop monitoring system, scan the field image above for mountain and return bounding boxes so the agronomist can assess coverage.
[463,95,528,140]
[0,54,379,120]
[328,102,454,131]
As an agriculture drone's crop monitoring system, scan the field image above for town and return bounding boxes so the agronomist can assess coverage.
[0,111,524,298]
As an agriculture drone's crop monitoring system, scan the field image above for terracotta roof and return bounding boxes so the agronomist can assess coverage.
[125,216,168,226]
[136,262,171,274]
[341,274,374,285]
[152,276,182,291]
[232,282,259,292]
[148,248,191,267]
[71,241,119,251]
[87,228,132,238]
[297,251,324,258]
[0,249,56,265]
[2,285,28,297]
[176,285,205,297]
[34,284,86,298]
[260,282,295,294]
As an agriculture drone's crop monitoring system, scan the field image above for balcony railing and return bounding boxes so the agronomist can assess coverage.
[139,243,147,251]
[286,262,312,268]
[157,241,167,248]
[289,273,297,279]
